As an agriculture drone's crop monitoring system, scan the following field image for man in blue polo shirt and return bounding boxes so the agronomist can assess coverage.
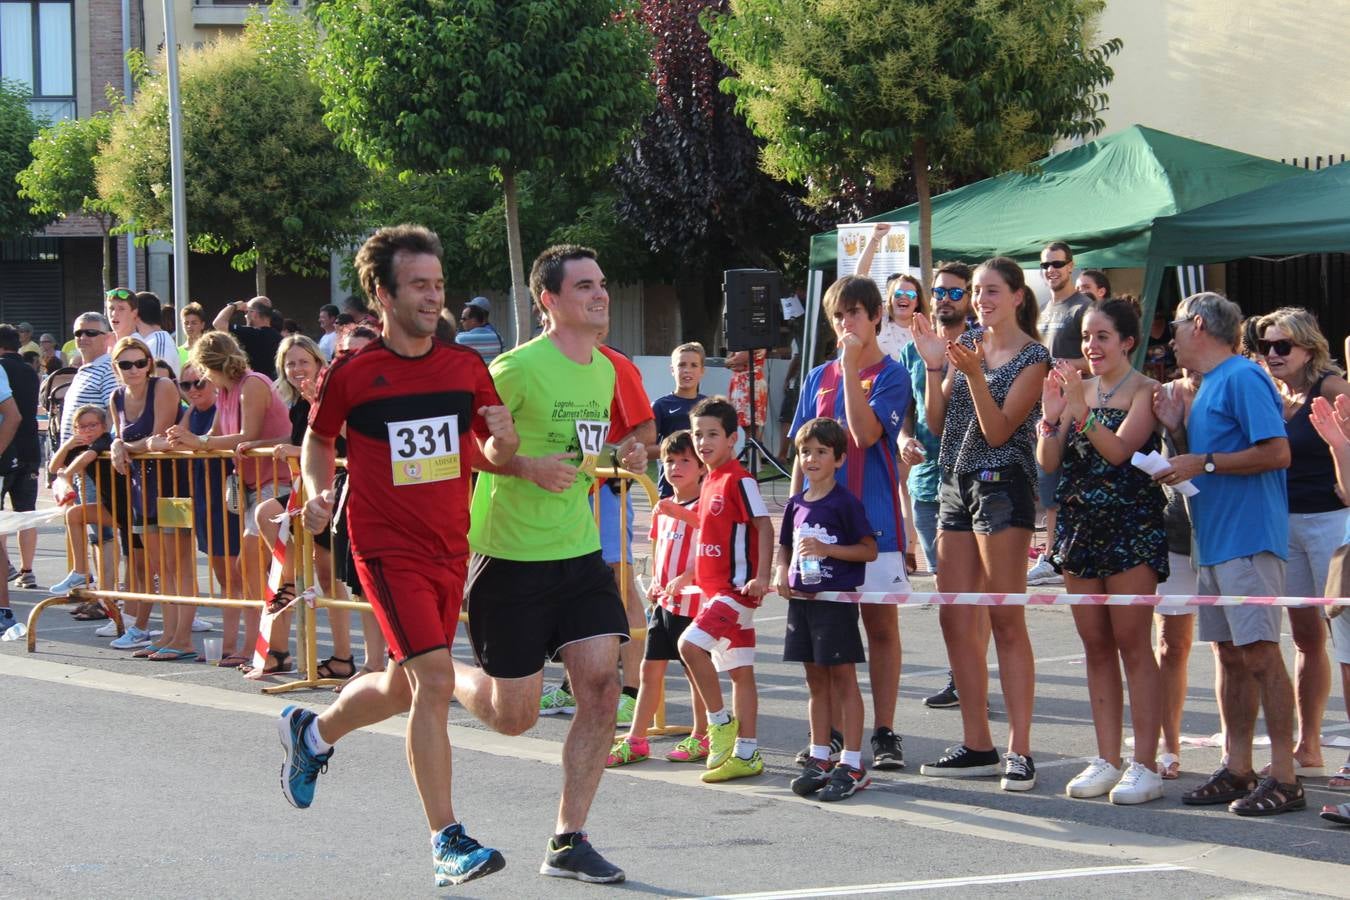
[1155,291,1298,817]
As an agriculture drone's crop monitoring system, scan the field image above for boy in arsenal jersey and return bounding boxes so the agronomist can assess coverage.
[673,397,773,783]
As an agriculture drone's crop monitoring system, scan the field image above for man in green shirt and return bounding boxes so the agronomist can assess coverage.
[455,244,646,885]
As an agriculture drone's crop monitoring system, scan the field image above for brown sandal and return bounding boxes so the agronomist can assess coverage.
[1229,776,1305,816]
[71,601,108,621]
[1181,766,1258,806]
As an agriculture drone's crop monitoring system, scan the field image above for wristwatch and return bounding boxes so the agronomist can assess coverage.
[1203,452,1216,474]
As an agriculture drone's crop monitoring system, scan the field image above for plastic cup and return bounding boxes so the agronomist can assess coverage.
[202,636,223,664]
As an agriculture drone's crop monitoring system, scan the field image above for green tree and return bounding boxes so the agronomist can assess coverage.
[96,7,368,293]
[313,0,653,344]
[705,0,1121,282]
[18,103,119,290]
[0,79,54,240]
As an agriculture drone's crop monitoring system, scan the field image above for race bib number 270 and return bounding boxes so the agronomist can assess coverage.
[388,414,460,486]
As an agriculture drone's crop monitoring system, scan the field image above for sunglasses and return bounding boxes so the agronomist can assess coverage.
[116,357,150,371]
[1257,338,1295,357]
[892,289,918,301]
[105,288,134,301]
[74,328,106,339]
[179,378,208,390]
[1169,317,1194,330]
[931,287,966,302]
[1039,260,1070,270]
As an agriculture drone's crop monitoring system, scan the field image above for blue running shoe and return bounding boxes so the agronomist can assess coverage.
[277,705,332,809]
[433,823,505,886]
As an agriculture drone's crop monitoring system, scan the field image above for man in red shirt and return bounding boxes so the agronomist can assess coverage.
[274,225,520,887]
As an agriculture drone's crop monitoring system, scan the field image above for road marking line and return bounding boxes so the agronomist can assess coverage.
[681,863,1186,899]
[2,653,1345,898]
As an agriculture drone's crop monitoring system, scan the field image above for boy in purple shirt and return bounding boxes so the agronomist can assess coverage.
[773,417,878,802]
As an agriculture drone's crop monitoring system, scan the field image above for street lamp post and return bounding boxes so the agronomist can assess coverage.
[162,0,190,345]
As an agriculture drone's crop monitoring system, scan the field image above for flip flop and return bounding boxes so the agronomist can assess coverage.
[131,644,163,659]
[147,648,198,662]
[1159,752,1181,780]
[1321,802,1350,825]
[1329,764,1350,790]
[216,654,248,669]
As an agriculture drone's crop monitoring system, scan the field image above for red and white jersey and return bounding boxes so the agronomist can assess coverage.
[650,497,701,617]
[694,459,769,602]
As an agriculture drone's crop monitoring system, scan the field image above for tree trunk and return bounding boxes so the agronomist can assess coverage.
[913,137,933,287]
[101,229,113,294]
[255,252,267,297]
[502,169,529,348]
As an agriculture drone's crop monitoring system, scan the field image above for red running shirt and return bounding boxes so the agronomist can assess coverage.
[309,338,499,560]
[598,344,654,442]
[694,459,769,602]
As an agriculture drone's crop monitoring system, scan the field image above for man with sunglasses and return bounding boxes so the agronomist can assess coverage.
[57,313,118,601]
[1028,242,1093,587]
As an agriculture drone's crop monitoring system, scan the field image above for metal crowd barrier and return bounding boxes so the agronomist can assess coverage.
[26,447,286,652]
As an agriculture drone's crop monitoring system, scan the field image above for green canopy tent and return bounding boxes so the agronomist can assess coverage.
[1144,162,1350,324]
[804,125,1310,364]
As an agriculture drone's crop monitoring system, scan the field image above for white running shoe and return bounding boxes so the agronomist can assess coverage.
[1026,554,1063,586]
[1109,761,1165,805]
[191,617,212,632]
[1066,757,1122,798]
[94,619,120,638]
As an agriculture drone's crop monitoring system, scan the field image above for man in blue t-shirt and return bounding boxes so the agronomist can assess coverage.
[648,342,706,497]
[1154,291,1298,814]
[789,274,911,770]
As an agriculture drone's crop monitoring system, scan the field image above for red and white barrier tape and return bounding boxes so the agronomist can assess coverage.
[799,591,1350,607]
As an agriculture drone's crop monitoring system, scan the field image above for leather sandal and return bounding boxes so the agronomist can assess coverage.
[1229,776,1305,817]
[1181,766,1258,806]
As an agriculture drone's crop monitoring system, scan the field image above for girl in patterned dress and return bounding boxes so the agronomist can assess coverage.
[1038,298,1167,805]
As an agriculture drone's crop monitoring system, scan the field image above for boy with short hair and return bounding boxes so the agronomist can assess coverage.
[774,417,878,801]
[651,342,707,497]
[607,430,709,767]
[674,397,773,783]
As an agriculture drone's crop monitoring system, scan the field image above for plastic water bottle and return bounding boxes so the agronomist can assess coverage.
[799,555,822,586]
[2,622,27,641]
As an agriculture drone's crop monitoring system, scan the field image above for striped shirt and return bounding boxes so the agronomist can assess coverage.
[138,329,181,376]
[651,497,701,617]
[455,325,504,364]
[61,353,118,444]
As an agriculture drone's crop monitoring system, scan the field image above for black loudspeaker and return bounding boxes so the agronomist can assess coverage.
[723,268,784,351]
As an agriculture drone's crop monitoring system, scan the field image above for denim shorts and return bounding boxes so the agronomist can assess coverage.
[938,466,1037,535]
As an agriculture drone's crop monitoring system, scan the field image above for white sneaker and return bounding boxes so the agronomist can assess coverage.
[1109,761,1165,805]
[1026,554,1062,586]
[94,619,120,638]
[191,617,212,632]
[1066,757,1121,798]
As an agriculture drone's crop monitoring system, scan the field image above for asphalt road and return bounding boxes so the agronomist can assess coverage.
[3,516,1349,898]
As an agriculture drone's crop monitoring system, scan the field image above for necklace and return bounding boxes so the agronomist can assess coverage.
[1098,368,1134,405]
